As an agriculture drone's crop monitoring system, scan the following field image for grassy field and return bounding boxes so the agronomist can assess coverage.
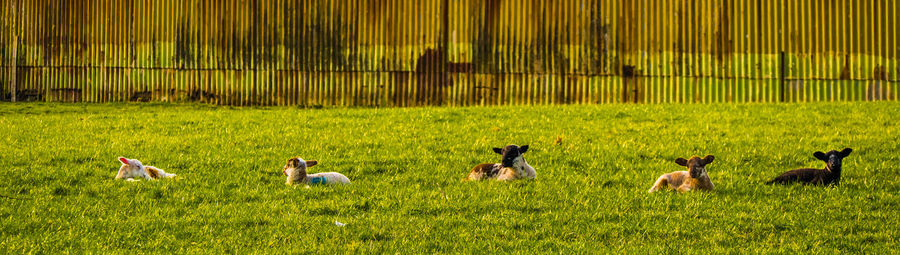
[1,102,899,253]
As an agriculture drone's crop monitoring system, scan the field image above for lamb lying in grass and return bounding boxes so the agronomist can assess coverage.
[465,144,536,181]
[648,155,715,193]
[282,157,350,185]
[115,157,176,181]
[766,148,852,186]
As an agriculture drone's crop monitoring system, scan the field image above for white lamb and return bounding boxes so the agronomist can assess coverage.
[282,157,350,185]
[115,157,176,181]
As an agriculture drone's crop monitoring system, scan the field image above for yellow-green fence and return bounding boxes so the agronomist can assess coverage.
[1,0,898,106]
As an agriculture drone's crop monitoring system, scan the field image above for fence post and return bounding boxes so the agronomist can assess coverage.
[440,0,449,103]
[622,65,636,103]
[130,0,137,103]
[440,0,449,72]
[9,0,21,102]
[780,51,786,102]
[9,36,16,103]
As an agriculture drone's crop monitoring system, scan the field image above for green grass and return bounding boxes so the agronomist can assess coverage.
[1,102,899,253]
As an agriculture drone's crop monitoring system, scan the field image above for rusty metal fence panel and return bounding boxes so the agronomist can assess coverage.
[1,0,897,106]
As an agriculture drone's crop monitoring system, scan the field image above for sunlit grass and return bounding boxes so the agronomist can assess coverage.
[1,102,898,253]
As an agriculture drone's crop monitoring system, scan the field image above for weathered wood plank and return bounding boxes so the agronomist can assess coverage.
[1,0,898,105]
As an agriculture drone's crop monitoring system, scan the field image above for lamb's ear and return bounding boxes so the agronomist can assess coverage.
[813,151,828,161]
[519,145,529,153]
[118,157,129,164]
[839,148,853,158]
[675,158,688,166]
[493,148,503,154]
[305,160,318,167]
[702,155,715,165]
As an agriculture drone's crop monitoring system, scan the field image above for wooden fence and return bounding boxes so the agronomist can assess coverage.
[1,0,898,106]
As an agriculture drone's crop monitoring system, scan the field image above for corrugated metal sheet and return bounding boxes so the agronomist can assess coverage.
[1,0,897,105]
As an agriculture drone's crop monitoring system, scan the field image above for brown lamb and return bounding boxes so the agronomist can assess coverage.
[649,155,716,193]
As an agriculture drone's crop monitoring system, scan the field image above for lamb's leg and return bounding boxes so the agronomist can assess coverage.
[496,168,519,181]
[809,175,826,186]
[115,167,128,179]
[465,172,483,181]
[496,171,513,181]
[648,176,668,193]
[766,173,798,185]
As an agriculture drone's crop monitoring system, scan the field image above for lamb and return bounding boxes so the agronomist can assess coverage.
[465,144,536,181]
[766,148,852,186]
[648,155,715,193]
[115,157,176,181]
[282,157,350,185]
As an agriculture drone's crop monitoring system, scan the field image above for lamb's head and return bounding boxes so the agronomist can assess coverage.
[118,157,145,172]
[675,155,714,178]
[493,144,529,167]
[282,157,318,176]
[814,148,852,171]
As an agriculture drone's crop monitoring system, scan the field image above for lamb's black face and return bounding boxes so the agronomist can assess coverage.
[814,148,852,170]
[493,145,529,167]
